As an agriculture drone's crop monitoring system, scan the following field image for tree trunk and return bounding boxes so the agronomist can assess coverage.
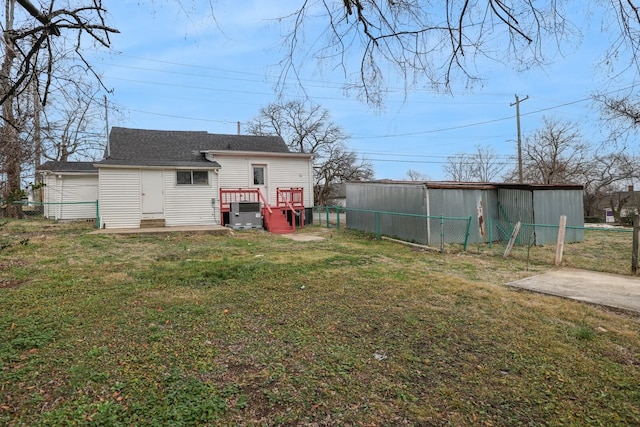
[0,0,23,217]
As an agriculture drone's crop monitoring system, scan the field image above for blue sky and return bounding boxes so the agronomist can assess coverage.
[89,1,636,180]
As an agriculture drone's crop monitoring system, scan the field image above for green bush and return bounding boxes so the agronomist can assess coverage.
[584,216,602,224]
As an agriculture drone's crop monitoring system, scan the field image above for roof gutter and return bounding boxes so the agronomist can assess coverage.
[203,150,313,159]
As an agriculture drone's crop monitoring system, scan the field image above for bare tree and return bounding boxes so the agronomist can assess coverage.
[245,100,345,155]
[444,145,505,182]
[511,117,590,185]
[40,82,108,162]
[275,1,640,105]
[594,94,640,145]
[406,169,430,181]
[1,0,118,107]
[444,152,476,182]
[246,100,373,205]
[0,0,117,216]
[582,152,639,218]
[315,144,374,206]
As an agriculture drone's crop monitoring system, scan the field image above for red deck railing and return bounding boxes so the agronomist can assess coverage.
[219,187,305,231]
[220,188,270,213]
[276,187,304,209]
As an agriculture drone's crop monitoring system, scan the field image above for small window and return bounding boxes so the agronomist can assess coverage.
[176,170,208,185]
[253,166,265,185]
[193,171,208,184]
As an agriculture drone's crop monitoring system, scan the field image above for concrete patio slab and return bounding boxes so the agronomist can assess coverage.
[90,225,232,236]
[507,268,640,314]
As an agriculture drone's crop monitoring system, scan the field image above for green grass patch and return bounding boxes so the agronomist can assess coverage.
[0,220,638,425]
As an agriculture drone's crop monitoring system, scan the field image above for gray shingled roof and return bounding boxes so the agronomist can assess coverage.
[38,161,98,173]
[97,127,290,167]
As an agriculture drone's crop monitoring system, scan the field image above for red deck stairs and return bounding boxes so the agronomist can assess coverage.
[263,209,295,234]
[220,188,305,234]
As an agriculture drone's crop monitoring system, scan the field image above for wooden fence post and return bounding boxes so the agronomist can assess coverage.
[503,221,521,258]
[555,215,567,266]
[633,214,639,276]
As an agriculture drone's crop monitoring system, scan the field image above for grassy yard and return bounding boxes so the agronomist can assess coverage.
[466,227,635,276]
[0,219,639,426]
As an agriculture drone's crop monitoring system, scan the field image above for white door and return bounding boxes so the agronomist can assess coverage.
[141,170,164,215]
[251,164,268,203]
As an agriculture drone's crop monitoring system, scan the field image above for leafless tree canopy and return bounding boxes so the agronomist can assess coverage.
[444,145,505,182]
[1,0,117,214]
[594,93,640,146]
[1,0,117,107]
[405,169,430,181]
[280,1,640,104]
[245,100,373,205]
[40,80,109,162]
[501,116,640,216]
[582,152,639,217]
[515,117,590,185]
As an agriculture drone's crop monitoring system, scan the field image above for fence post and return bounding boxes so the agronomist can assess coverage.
[336,206,341,229]
[463,216,472,251]
[633,214,639,276]
[375,211,380,239]
[325,206,330,228]
[95,200,100,229]
[489,217,493,249]
[555,215,567,266]
[504,221,521,258]
[440,215,444,253]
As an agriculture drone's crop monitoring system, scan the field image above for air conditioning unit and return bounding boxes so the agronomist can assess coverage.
[230,201,262,229]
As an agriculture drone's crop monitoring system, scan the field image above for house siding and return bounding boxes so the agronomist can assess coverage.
[42,174,61,219]
[99,168,141,228]
[267,157,314,206]
[42,174,98,220]
[216,155,313,206]
[164,170,220,226]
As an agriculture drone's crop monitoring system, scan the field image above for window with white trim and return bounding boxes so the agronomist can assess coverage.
[177,170,208,185]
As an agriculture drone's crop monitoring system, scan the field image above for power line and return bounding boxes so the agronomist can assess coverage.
[111,54,519,98]
[127,109,230,123]
[364,158,517,165]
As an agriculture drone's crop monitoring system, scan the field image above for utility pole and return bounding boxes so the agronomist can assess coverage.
[104,95,110,157]
[510,94,529,183]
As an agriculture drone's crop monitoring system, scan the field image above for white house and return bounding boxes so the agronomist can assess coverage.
[39,127,314,232]
[37,161,98,221]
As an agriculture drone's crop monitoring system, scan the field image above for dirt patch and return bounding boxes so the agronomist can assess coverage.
[0,279,26,289]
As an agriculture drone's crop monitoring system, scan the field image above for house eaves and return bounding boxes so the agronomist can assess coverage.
[205,150,313,159]
[37,161,98,175]
[95,160,222,169]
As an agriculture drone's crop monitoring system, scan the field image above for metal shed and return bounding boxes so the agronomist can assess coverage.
[346,181,584,246]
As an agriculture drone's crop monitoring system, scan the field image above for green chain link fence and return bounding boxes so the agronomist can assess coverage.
[313,205,473,251]
[0,200,100,228]
[314,206,637,275]
[481,220,635,275]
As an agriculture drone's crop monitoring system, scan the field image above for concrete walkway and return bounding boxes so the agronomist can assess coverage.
[507,268,640,314]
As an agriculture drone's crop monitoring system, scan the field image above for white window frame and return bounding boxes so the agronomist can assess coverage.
[176,170,209,186]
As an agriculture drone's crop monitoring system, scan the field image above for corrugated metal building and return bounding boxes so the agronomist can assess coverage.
[346,181,584,246]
